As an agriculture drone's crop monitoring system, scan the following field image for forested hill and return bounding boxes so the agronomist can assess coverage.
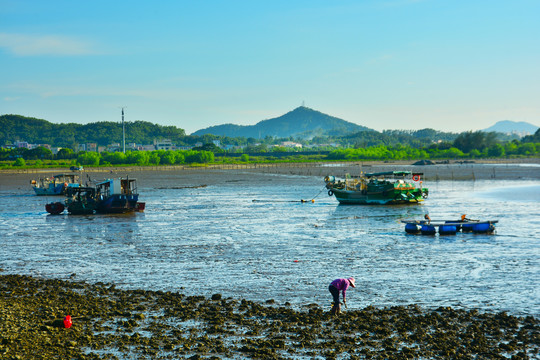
[0,114,186,148]
[192,106,371,138]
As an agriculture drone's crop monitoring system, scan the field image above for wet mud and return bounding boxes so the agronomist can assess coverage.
[1,274,538,359]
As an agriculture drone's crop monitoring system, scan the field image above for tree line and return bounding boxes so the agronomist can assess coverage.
[1,112,538,168]
[328,130,539,161]
[1,129,538,169]
[0,114,491,149]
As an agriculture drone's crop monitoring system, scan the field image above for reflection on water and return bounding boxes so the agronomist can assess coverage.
[0,173,538,316]
[475,184,540,203]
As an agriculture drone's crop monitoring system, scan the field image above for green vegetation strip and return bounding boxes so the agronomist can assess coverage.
[0,274,538,360]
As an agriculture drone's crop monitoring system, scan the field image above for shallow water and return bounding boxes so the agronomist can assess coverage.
[0,169,539,316]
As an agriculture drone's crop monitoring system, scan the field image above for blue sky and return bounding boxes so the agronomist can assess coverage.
[1,0,539,135]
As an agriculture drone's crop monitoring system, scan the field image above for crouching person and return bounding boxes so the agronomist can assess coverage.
[328,277,355,315]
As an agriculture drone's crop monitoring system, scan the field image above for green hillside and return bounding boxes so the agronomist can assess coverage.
[0,115,186,148]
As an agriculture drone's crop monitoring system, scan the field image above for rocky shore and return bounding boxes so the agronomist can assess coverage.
[1,274,538,360]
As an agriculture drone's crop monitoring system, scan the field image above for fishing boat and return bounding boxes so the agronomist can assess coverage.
[95,177,143,214]
[44,178,145,215]
[65,187,97,215]
[324,171,428,205]
[401,216,498,235]
[31,174,80,196]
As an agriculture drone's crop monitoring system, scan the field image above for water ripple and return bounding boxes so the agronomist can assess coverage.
[0,173,538,316]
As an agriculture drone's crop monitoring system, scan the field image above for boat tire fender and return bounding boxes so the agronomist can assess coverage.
[328,190,334,197]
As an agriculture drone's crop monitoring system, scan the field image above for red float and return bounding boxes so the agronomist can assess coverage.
[63,315,72,329]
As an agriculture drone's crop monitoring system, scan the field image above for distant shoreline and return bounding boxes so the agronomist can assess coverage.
[1,157,538,174]
[1,158,539,182]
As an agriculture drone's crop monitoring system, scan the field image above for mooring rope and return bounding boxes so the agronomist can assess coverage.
[252,186,327,203]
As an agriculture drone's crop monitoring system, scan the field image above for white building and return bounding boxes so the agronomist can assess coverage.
[154,139,174,150]
[280,141,303,148]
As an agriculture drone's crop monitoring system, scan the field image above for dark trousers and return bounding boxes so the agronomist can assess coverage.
[329,285,340,305]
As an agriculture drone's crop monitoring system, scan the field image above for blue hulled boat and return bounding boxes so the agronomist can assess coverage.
[31,174,80,195]
[95,177,141,214]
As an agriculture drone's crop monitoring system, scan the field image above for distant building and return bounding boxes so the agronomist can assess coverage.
[280,141,303,148]
[87,143,97,152]
[31,143,51,150]
[107,143,121,152]
[14,141,29,149]
[126,143,145,151]
[141,145,156,151]
[154,139,174,150]
[222,144,237,151]
[305,143,340,149]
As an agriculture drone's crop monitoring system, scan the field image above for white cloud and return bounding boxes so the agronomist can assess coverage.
[0,33,95,56]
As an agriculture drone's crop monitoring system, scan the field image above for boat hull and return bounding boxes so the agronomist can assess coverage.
[95,194,139,214]
[33,183,80,196]
[330,188,426,205]
[31,174,80,195]
[67,200,96,215]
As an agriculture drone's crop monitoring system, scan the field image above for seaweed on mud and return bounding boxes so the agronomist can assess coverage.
[1,274,539,360]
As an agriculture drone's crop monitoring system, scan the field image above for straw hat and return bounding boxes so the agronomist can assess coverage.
[348,277,356,287]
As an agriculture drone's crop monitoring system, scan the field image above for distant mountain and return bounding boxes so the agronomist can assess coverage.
[483,120,538,136]
[191,106,371,139]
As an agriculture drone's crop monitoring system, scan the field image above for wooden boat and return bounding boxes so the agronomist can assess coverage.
[65,187,97,215]
[324,171,428,205]
[43,177,144,215]
[31,174,80,196]
[401,217,498,235]
[95,177,141,214]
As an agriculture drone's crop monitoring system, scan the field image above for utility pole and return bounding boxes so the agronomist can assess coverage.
[121,107,126,153]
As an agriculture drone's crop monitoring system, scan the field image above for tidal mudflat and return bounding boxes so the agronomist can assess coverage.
[0,161,539,359]
[1,274,538,359]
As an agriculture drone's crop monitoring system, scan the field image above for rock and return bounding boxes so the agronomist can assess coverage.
[412,160,435,165]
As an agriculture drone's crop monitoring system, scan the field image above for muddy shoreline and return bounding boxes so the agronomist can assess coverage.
[1,274,538,360]
[1,158,539,183]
